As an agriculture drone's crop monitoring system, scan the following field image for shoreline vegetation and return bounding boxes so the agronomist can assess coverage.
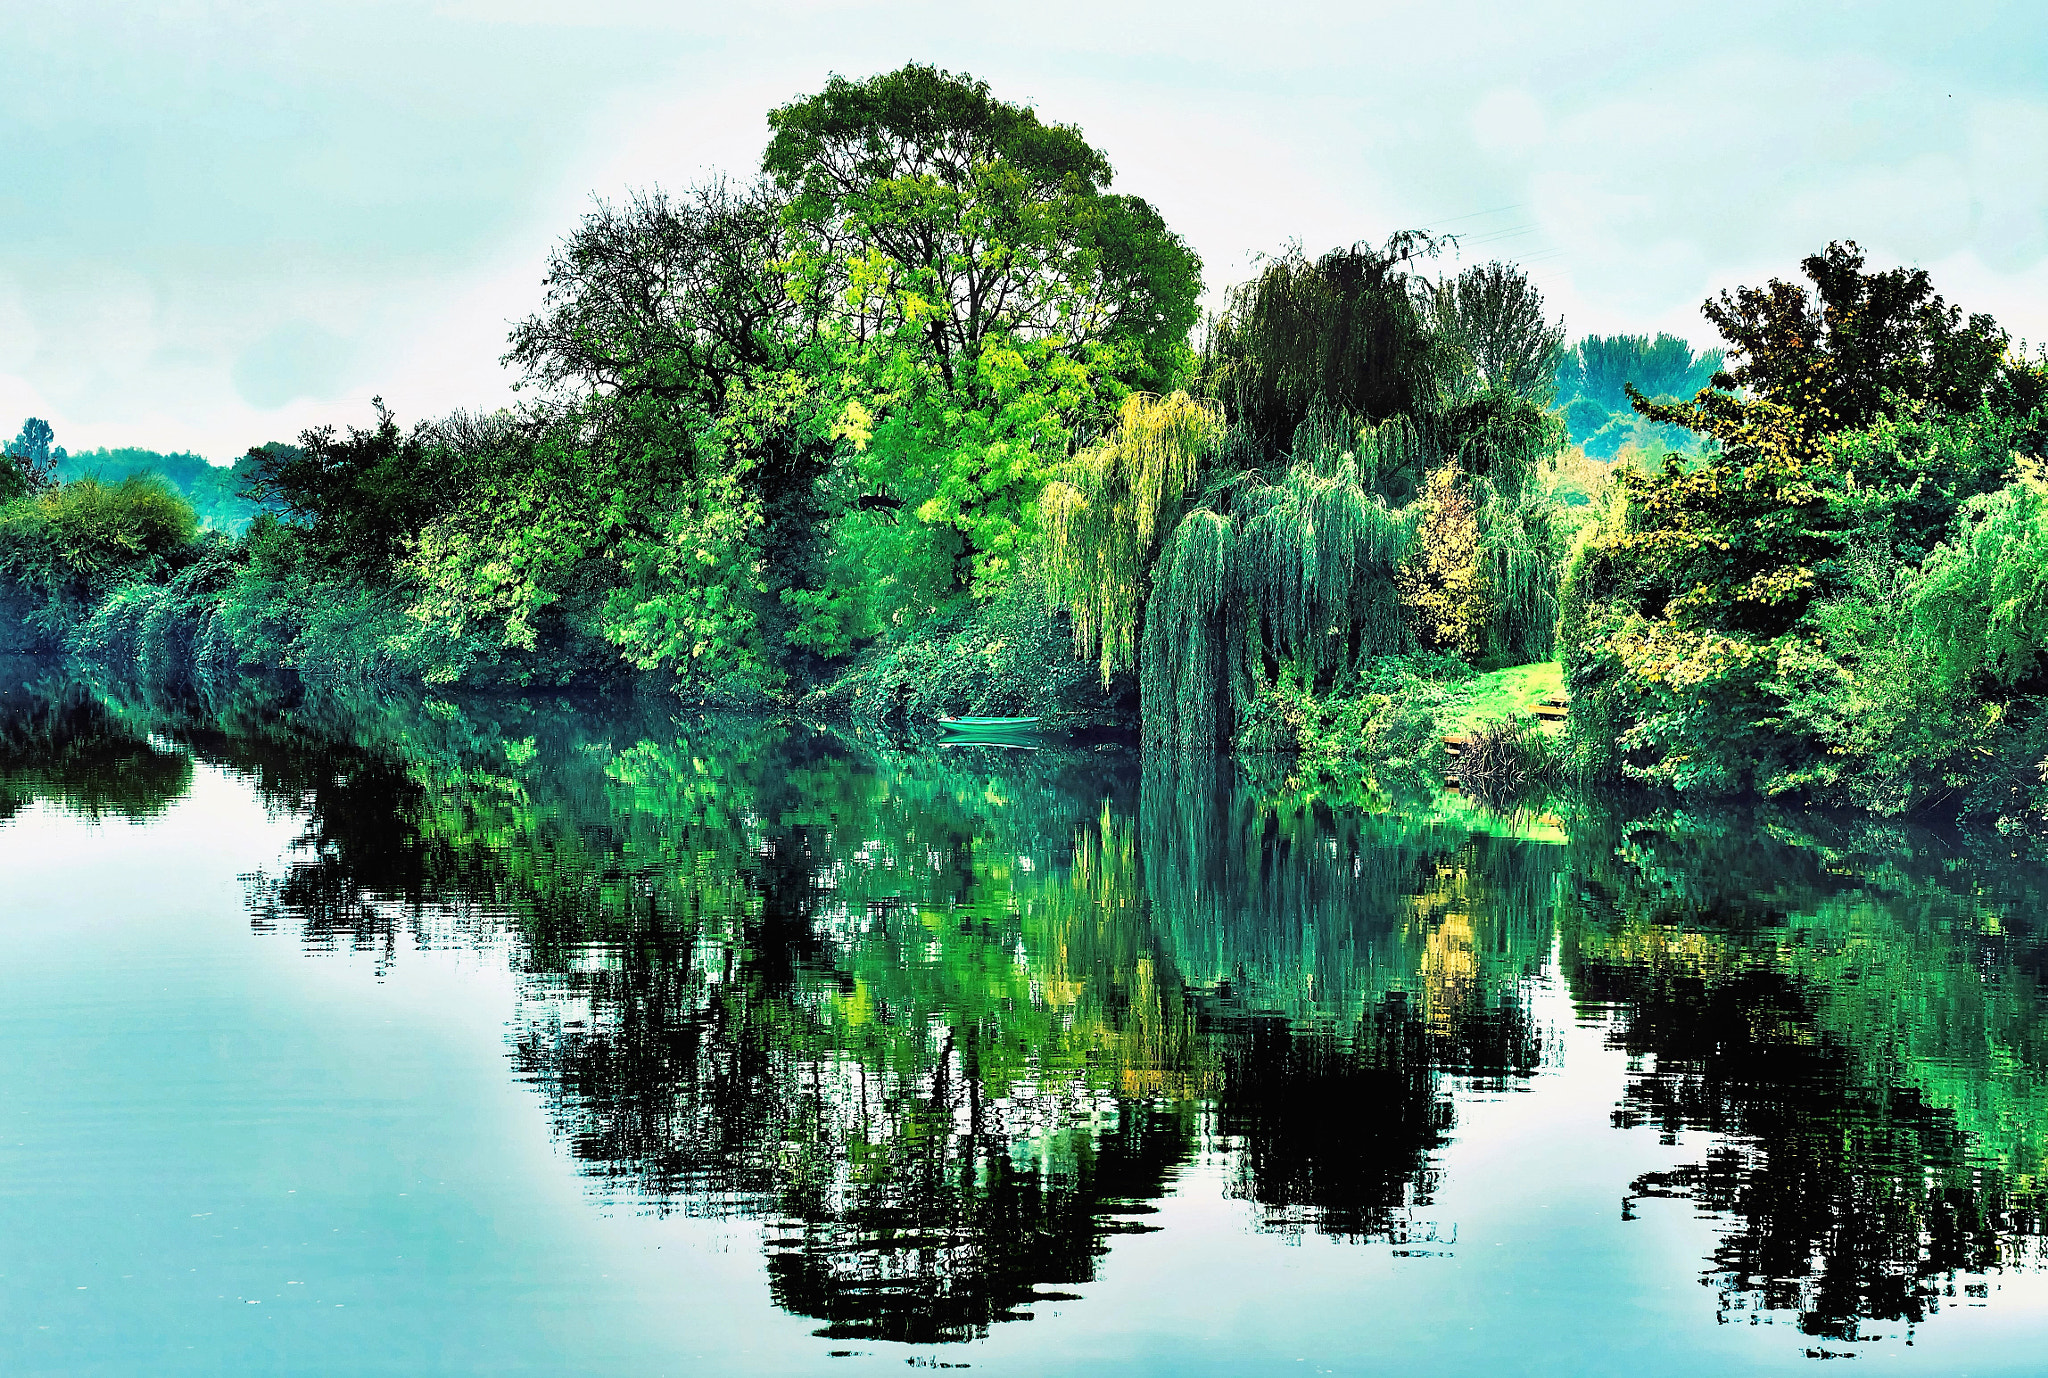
[4,64,2047,828]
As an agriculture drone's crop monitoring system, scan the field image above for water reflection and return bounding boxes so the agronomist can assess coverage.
[0,660,191,821]
[1566,812,2048,1339]
[3,660,2044,1351]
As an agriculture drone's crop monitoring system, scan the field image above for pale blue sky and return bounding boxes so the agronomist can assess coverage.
[4,0,2044,459]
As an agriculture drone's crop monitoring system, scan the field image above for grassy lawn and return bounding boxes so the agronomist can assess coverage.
[1439,661,1564,736]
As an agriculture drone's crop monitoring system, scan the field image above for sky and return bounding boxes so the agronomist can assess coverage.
[3,0,2045,461]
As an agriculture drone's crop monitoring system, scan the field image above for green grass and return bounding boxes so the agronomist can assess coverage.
[1439,661,1564,736]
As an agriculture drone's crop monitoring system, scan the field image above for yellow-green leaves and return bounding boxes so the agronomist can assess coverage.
[1040,391,1225,684]
[1397,465,1489,658]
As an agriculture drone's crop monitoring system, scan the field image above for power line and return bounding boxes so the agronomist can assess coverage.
[1416,202,1525,230]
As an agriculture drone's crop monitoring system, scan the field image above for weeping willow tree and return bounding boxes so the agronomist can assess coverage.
[1418,384,1565,498]
[1137,406,1563,750]
[1354,412,1426,502]
[1142,509,1238,750]
[1141,458,1414,750]
[1200,234,1454,456]
[1040,392,1228,683]
[1403,389,1566,665]
[1474,480,1562,664]
[1133,246,1572,752]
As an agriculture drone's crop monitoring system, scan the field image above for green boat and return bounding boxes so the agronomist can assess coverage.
[937,715,1040,730]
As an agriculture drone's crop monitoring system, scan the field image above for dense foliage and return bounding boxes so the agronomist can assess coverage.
[0,475,197,642]
[1,418,62,501]
[8,66,2048,826]
[1553,333,1723,458]
[1563,242,2048,820]
[53,446,269,532]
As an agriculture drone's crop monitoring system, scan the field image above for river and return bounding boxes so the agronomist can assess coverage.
[1,661,2043,1375]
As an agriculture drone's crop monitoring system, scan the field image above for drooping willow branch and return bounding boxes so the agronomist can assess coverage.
[1141,457,1416,750]
[1040,391,1227,684]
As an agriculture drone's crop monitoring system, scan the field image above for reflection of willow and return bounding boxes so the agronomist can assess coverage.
[80,673,1183,1343]
[1563,807,2048,1340]
[508,762,1198,1342]
[24,671,2048,1345]
[1140,753,1553,1238]
[0,664,193,823]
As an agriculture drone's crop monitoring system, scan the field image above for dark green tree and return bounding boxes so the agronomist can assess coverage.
[1631,240,2012,442]
[507,179,820,423]
[3,417,62,500]
[238,401,466,579]
[506,179,836,678]
[1423,261,1564,403]
[1199,234,1450,459]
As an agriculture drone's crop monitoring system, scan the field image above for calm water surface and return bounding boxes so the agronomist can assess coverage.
[2,662,2045,1375]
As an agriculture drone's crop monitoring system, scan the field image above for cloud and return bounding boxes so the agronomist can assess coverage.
[0,276,40,375]
[1471,90,1547,158]
[3,0,2046,456]
[1496,49,2048,340]
[231,321,356,411]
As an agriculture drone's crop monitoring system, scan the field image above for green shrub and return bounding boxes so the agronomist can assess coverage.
[1823,404,2029,565]
[1232,654,1466,805]
[1913,464,2048,690]
[1761,546,1983,813]
[0,477,197,637]
[803,567,1129,732]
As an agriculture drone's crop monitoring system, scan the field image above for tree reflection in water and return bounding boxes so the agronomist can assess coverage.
[6,665,2043,1346]
[0,660,191,822]
[1566,810,2048,1339]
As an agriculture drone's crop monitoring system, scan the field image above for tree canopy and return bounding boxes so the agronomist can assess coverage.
[1424,261,1564,403]
[1632,240,2012,444]
[1200,234,1450,456]
[3,418,61,501]
[26,71,2048,830]
[506,179,819,429]
[763,62,1202,392]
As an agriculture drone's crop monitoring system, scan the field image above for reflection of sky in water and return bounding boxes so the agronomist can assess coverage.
[1,737,2045,1375]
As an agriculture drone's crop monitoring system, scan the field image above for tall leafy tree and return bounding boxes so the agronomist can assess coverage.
[3,418,62,500]
[1632,240,2011,448]
[1557,333,1723,410]
[504,180,838,681]
[763,63,1200,391]
[1199,234,1450,459]
[1613,242,2018,636]
[1423,261,1563,403]
[763,63,1204,593]
[239,401,467,579]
